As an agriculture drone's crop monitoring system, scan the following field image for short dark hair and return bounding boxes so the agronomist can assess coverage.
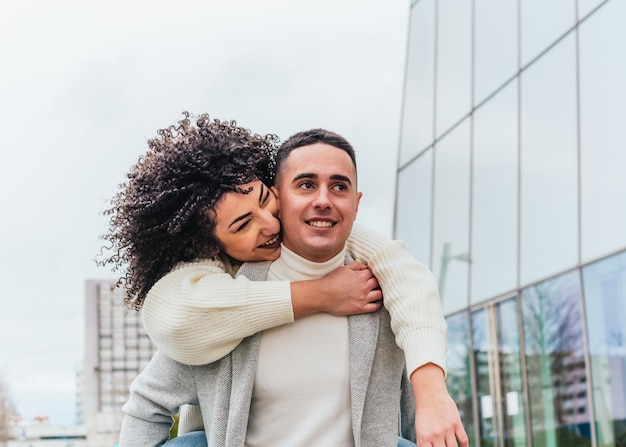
[98,112,278,310]
[275,129,357,179]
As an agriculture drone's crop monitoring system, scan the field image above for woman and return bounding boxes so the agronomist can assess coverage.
[101,113,448,446]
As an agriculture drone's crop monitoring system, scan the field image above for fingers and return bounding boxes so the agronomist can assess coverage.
[367,276,380,290]
[455,426,469,447]
[367,289,383,303]
[364,299,383,313]
[347,260,368,271]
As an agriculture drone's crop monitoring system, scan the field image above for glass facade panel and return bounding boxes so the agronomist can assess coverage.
[579,0,626,263]
[474,0,518,105]
[521,271,591,447]
[435,0,471,137]
[447,311,475,447]
[582,251,626,447]
[579,0,606,19]
[496,299,527,447]
[395,149,433,266]
[432,119,470,313]
[398,2,626,445]
[520,0,576,67]
[472,307,497,447]
[520,34,578,286]
[399,0,435,166]
[471,81,518,303]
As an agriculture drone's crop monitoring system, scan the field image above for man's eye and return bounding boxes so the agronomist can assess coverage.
[333,183,348,191]
[299,182,314,190]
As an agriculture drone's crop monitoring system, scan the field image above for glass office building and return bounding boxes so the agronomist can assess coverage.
[394,1,626,446]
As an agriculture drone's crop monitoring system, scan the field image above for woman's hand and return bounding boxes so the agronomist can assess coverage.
[291,261,383,318]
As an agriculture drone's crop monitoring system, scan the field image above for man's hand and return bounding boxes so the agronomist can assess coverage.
[411,363,469,447]
[291,261,382,318]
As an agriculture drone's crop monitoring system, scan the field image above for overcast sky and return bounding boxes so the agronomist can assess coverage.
[0,0,409,426]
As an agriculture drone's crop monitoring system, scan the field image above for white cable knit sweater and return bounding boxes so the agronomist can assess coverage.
[141,223,447,378]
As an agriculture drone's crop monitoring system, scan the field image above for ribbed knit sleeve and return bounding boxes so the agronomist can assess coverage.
[346,223,448,377]
[141,260,293,365]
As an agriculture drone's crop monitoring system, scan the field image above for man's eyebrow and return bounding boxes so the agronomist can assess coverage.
[330,174,352,186]
[291,173,352,186]
[292,173,318,182]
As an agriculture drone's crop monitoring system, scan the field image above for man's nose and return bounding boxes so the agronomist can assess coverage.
[312,188,331,209]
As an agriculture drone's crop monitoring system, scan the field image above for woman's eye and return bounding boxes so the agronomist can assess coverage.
[261,190,270,207]
[236,221,250,232]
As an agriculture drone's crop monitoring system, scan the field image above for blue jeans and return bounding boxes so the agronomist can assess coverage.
[162,431,206,446]
[163,432,416,446]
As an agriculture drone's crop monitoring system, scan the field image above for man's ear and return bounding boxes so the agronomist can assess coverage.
[355,191,363,214]
[271,186,280,215]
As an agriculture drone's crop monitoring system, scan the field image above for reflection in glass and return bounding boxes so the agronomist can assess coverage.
[447,311,475,447]
[496,299,527,447]
[399,0,435,166]
[435,0,471,137]
[472,81,518,304]
[472,307,497,446]
[432,119,470,314]
[474,0,518,105]
[520,34,578,286]
[582,251,626,447]
[521,271,591,446]
[579,0,626,262]
[394,149,433,267]
[520,0,576,67]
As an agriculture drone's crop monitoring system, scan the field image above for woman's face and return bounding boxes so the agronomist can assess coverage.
[212,180,282,262]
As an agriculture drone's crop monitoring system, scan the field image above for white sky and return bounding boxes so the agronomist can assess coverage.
[0,0,409,426]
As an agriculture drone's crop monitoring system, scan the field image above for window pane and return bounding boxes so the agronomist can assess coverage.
[447,311,476,447]
[433,119,470,313]
[474,0,518,105]
[579,0,626,262]
[496,298,528,447]
[394,149,433,266]
[436,0,471,137]
[520,34,578,286]
[582,251,626,447]
[472,81,518,303]
[522,271,591,447]
[521,0,576,67]
[399,0,435,166]
[579,0,605,19]
[472,307,497,446]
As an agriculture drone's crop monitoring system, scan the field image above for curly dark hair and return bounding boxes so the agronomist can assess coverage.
[98,112,279,310]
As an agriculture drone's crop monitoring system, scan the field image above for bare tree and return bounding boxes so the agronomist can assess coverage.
[0,373,15,447]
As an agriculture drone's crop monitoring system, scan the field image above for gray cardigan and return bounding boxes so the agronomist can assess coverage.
[119,260,416,447]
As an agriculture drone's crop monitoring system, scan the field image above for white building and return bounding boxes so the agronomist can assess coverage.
[9,419,86,447]
[83,280,157,447]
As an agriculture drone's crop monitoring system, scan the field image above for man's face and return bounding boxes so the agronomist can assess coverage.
[272,143,362,262]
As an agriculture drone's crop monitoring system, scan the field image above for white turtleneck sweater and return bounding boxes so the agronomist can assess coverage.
[245,246,353,447]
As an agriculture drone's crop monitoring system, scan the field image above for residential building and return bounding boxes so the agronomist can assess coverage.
[84,280,157,447]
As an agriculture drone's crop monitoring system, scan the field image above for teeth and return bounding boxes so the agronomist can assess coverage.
[261,235,279,247]
[308,221,333,228]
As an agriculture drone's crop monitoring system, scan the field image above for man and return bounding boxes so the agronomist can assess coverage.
[254,129,467,446]
[120,129,468,446]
